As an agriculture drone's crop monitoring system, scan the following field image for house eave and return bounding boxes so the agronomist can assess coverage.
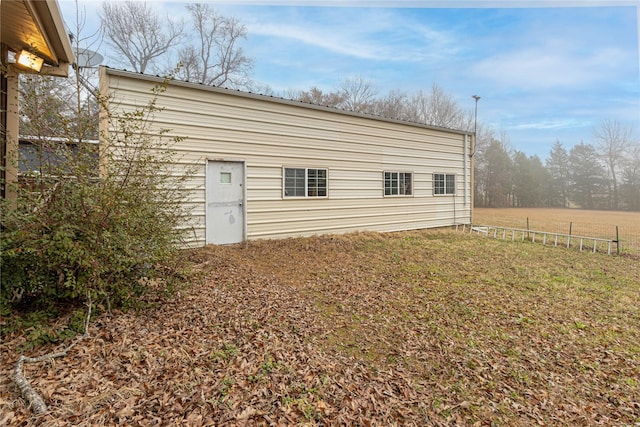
[1,0,74,76]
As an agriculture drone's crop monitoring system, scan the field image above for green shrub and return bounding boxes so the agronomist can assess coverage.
[1,77,191,311]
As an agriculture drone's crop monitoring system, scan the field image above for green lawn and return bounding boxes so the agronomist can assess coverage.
[2,229,639,425]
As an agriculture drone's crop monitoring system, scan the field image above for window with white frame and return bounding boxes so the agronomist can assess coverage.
[283,167,328,197]
[433,173,456,195]
[384,172,412,196]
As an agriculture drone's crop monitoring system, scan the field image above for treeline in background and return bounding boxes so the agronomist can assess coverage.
[474,124,640,211]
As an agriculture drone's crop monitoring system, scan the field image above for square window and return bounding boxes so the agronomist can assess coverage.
[284,167,328,198]
[308,168,327,197]
[445,174,456,194]
[434,173,455,195]
[384,172,412,196]
[220,172,232,184]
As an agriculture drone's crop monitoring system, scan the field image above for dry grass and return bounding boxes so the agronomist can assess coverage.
[1,229,639,425]
[474,208,640,255]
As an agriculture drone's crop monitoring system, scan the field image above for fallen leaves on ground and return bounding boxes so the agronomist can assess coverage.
[1,229,639,425]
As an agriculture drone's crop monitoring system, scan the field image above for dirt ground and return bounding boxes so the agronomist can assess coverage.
[2,229,639,426]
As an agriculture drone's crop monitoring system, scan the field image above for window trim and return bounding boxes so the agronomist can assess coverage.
[282,167,329,199]
[383,171,413,197]
[433,173,457,196]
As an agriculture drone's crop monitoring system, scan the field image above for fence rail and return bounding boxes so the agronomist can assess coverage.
[471,209,640,256]
[456,224,618,255]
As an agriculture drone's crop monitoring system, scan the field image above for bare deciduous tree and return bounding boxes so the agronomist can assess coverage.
[403,89,429,123]
[621,143,640,210]
[100,1,183,73]
[295,87,345,108]
[176,3,253,88]
[371,89,408,119]
[594,118,634,209]
[293,80,473,134]
[405,84,468,129]
[338,75,378,113]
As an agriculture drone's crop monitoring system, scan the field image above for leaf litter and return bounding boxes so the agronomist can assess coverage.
[1,229,639,425]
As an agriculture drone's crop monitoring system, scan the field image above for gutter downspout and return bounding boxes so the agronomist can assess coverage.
[469,133,474,225]
[464,134,468,207]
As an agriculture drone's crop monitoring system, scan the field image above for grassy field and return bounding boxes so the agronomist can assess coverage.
[474,208,640,255]
[2,229,639,425]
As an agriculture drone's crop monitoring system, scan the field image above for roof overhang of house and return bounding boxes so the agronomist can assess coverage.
[2,0,74,201]
[1,0,74,76]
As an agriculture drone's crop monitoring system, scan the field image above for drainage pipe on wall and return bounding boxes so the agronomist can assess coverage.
[463,134,469,207]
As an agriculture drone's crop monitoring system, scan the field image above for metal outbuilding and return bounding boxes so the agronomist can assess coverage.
[100,67,473,246]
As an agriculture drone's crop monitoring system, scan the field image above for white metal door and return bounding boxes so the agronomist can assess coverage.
[206,161,245,244]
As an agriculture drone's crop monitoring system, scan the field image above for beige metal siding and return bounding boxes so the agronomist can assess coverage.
[101,68,472,246]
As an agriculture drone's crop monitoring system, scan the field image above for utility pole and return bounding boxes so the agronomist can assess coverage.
[472,95,481,146]
[470,95,481,224]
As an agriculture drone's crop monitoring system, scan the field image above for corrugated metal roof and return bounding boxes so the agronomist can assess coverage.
[102,67,472,137]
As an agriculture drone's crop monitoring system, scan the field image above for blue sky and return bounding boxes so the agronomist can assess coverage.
[59,0,640,159]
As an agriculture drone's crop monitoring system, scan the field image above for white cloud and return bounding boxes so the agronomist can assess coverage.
[244,8,459,63]
[249,22,383,59]
[508,118,588,131]
[471,43,629,90]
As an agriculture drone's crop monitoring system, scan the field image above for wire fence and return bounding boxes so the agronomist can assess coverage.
[472,209,640,256]
[462,225,619,255]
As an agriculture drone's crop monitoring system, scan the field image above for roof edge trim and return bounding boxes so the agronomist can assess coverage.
[102,67,472,137]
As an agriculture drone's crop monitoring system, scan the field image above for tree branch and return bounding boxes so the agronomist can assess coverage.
[12,296,92,415]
